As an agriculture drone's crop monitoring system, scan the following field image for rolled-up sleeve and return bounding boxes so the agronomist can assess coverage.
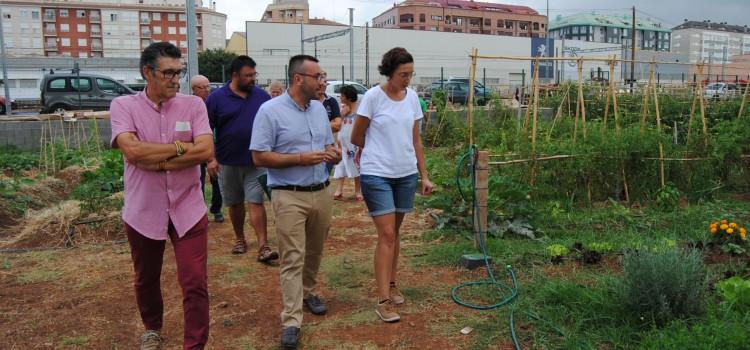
[249,106,275,152]
[109,98,136,148]
[191,97,212,138]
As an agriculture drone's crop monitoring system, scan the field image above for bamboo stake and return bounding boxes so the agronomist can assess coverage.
[611,56,621,137]
[577,58,587,140]
[739,78,750,119]
[696,62,708,147]
[686,87,698,144]
[467,48,478,145]
[651,59,666,189]
[530,57,540,185]
[58,115,68,151]
[523,60,539,132]
[548,84,571,141]
[602,65,611,133]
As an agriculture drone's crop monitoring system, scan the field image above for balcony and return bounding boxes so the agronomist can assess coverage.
[43,14,56,22]
[140,17,150,24]
[90,30,102,37]
[44,28,56,36]
[141,30,151,37]
[91,44,103,51]
[45,43,58,50]
[89,14,101,22]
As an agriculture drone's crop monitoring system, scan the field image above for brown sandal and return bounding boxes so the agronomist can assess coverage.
[231,239,247,255]
[257,245,279,262]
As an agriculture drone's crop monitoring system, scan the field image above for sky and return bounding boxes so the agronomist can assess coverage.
[215,0,749,38]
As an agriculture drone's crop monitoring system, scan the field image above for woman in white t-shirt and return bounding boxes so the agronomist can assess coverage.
[351,47,434,323]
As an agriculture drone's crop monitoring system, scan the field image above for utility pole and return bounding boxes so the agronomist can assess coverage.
[0,9,11,116]
[365,22,370,86]
[546,0,551,82]
[349,8,354,83]
[300,22,304,54]
[185,0,199,94]
[630,6,636,90]
[721,43,727,82]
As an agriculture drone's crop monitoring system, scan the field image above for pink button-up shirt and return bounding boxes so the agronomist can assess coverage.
[110,90,212,240]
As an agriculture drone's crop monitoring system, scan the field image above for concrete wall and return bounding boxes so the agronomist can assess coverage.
[0,119,111,151]
[246,21,623,95]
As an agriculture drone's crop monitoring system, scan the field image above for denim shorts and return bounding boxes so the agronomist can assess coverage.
[360,173,418,217]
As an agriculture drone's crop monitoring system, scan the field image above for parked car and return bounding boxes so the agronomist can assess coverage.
[40,73,135,113]
[209,82,224,92]
[325,80,368,104]
[0,95,17,115]
[704,82,739,100]
[426,79,489,105]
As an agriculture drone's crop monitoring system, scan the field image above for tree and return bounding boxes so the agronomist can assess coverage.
[198,48,237,83]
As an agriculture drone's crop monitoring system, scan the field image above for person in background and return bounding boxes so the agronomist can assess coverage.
[332,84,362,201]
[191,74,224,223]
[250,55,342,350]
[316,71,342,175]
[110,42,213,349]
[351,47,433,323]
[206,56,279,263]
[269,80,285,98]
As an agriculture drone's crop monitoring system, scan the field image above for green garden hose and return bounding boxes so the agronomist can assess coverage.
[450,145,568,350]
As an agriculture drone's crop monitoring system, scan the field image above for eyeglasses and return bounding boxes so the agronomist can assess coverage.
[297,73,327,82]
[397,71,417,79]
[152,67,187,80]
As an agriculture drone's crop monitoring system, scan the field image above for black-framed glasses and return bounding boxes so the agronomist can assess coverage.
[297,72,326,82]
[152,67,187,80]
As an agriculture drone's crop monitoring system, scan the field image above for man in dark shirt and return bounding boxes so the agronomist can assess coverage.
[318,71,341,175]
[206,56,279,262]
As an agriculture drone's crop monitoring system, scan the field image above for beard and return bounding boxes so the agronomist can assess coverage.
[237,80,254,93]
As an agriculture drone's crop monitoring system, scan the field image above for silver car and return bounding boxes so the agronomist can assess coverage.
[41,73,134,113]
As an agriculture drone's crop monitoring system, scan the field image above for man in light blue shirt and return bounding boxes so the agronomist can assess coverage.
[250,54,341,350]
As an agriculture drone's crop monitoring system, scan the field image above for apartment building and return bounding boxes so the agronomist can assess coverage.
[672,20,750,64]
[261,0,309,24]
[549,13,671,52]
[372,0,548,38]
[0,0,226,58]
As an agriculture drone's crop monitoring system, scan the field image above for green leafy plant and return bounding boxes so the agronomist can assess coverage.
[546,244,569,264]
[717,276,750,311]
[655,184,681,211]
[618,248,708,326]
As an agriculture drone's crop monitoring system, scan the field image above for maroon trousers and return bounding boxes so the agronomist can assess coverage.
[125,215,209,350]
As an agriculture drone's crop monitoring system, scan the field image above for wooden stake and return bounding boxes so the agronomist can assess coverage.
[548,84,571,141]
[697,63,708,147]
[474,151,489,250]
[611,56,621,137]
[577,58,587,140]
[739,78,750,119]
[530,58,540,185]
[651,59,666,189]
[468,48,478,145]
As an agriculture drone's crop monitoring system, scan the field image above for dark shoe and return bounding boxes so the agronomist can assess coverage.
[257,245,280,263]
[281,326,300,349]
[214,213,224,223]
[303,295,327,315]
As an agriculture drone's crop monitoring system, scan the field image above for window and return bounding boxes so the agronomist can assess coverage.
[110,13,117,22]
[168,13,176,21]
[91,24,101,33]
[61,38,70,46]
[59,9,68,18]
[505,21,514,29]
[168,27,176,34]
[533,22,539,31]
[179,40,187,48]
[419,14,425,23]
[484,19,491,26]
[71,78,91,92]
[20,9,28,18]
[2,13,10,20]
[431,15,442,21]
[96,78,119,94]
[179,14,186,21]
[32,11,39,19]
[153,26,161,34]
[180,27,187,34]
[78,38,87,46]
[77,24,86,32]
[60,24,70,33]
[77,10,86,18]
[45,9,55,19]
[152,12,160,20]
[48,78,67,91]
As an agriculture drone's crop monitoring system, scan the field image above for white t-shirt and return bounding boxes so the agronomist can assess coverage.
[357,86,423,178]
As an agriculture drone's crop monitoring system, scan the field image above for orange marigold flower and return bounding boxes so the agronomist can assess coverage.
[720,224,729,230]
[729,223,738,228]
[727,228,734,234]
[741,231,747,240]
[710,228,718,234]
[721,219,728,224]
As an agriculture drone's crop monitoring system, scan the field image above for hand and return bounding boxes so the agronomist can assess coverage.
[207,158,219,180]
[421,177,434,196]
[300,151,327,165]
[354,148,362,167]
[324,145,342,164]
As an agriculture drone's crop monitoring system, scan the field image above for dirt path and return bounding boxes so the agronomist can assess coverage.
[0,185,494,349]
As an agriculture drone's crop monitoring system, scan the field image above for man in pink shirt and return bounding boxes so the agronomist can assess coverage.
[110,42,214,350]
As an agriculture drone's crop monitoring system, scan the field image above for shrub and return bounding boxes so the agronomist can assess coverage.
[717,276,750,311]
[618,248,708,326]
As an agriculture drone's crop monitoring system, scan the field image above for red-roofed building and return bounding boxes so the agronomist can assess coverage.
[372,0,547,37]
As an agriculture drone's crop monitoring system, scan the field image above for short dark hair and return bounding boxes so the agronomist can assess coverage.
[288,54,319,81]
[230,55,257,74]
[339,85,358,102]
[378,47,413,77]
[140,42,181,79]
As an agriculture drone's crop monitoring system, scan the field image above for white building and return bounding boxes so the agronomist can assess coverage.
[672,20,750,64]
